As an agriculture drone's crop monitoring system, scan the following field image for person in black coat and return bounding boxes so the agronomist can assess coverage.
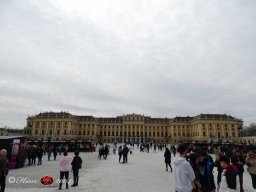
[122,145,129,164]
[31,146,37,165]
[171,145,176,157]
[188,153,202,192]
[26,146,32,166]
[118,146,123,163]
[164,147,172,172]
[71,151,82,187]
[98,145,104,160]
[53,147,58,161]
[104,145,109,160]
[37,146,43,165]
[231,149,245,192]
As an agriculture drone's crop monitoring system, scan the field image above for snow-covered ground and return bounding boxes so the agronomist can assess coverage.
[6,146,254,192]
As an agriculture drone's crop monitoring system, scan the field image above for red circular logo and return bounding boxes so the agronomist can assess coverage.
[40,175,53,186]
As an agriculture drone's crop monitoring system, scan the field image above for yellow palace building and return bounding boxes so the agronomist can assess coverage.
[24,112,243,144]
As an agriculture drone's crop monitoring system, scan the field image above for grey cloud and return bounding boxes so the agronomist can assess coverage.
[0,0,256,128]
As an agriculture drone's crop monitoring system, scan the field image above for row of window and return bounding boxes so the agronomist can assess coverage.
[35,129,236,138]
[174,124,237,129]
[101,138,166,143]
[100,125,167,129]
[171,132,236,137]
[99,131,167,137]
[33,122,238,129]
[34,123,168,129]
[35,130,168,137]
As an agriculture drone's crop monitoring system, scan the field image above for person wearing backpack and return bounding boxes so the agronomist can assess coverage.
[71,151,82,187]
[219,155,239,192]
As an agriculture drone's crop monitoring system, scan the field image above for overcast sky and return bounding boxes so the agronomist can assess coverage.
[0,0,256,128]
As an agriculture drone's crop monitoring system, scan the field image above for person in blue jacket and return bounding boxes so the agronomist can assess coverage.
[198,150,216,192]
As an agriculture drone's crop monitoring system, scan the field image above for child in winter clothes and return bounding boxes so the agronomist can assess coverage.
[218,155,239,192]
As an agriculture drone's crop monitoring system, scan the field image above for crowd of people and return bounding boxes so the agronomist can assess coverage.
[0,143,83,192]
[101,141,256,192]
[2,141,256,192]
[98,144,109,160]
[25,144,69,166]
[26,145,44,165]
[172,143,256,192]
[139,142,167,153]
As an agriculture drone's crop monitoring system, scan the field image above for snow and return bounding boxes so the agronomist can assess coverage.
[6,145,254,192]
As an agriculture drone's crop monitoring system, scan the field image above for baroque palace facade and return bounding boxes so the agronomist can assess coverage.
[24,112,243,144]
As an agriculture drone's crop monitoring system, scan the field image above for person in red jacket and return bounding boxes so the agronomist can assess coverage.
[219,155,239,192]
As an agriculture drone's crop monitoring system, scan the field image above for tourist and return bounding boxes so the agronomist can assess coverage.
[113,144,117,155]
[198,150,216,192]
[215,150,224,186]
[140,143,144,152]
[188,153,202,192]
[146,143,150,153]
[31,145,37,165]
[98,144,104,160]
[173,143,195,192]
[231,150,245,192]
[104,145,109,160]
[153,144,157,153]
[59,145,62,155]
[245,151,256,191]
[26,145,32,165]
[118,146,123,163]
[164,147,172,172]
[53,147,58,161]
[172,145,177,157]
[0,149,8,192]
[129,145,133,155]
[37,146,43,165]
[122,144,129,164]
[48,146,52,161]
[71,151,83,187]
[59,151,70,190]
[219,155,239,192]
